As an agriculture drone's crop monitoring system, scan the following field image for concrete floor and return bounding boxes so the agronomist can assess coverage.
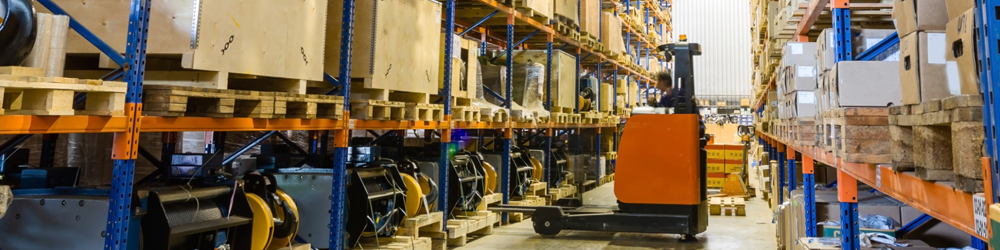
[458,182,777,250]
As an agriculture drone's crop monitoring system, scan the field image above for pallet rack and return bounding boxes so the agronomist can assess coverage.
[753,0,994,249]
[0,0,671,249]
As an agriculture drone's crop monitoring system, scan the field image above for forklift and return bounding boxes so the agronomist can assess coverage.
[492,38,708,239]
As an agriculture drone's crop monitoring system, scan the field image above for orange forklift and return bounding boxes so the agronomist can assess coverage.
[492,39,708,239]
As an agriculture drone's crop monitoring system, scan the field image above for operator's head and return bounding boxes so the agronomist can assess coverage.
[656,71,672,93]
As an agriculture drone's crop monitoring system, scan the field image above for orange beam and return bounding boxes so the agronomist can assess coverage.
[760,132,984,240]
[796,0,831,37]
[0,115,127,134]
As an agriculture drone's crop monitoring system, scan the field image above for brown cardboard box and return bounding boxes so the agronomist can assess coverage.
[893,0,948,36]
[790,65,818,91]
[946,0,976,20]
[784,42,819,66]
[817,29,836,70]
[945,9,980,96]
[899,31,950,104]
[831,61,902,107]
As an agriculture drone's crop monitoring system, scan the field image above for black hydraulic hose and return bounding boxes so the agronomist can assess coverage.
[0,0,37,66]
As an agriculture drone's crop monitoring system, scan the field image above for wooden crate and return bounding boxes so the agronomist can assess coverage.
[0,67,126,116]
[513,0,552,24]
[823,107,891,164]
[709,197,746,216]
[889,95,985,192]
[44,0,326,93]
[552,0,579,27]
[438,36,479,101]
[328,0,441,101]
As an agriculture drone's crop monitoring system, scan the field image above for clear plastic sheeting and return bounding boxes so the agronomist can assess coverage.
[473,63,505,117]
[519,62,549,118]
[859,214,898,230]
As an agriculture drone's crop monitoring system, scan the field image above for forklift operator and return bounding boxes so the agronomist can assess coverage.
[655,71,682,108]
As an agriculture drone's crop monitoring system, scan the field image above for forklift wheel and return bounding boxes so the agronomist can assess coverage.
[532,207,565,237]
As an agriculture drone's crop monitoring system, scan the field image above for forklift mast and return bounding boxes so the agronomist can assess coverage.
[659,38,702,114]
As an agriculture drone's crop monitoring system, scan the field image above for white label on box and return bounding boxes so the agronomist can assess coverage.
[828,32,835,48]
[866,38,881,50]
[927,33,947,65]
[796,66,816,78]
[974,194,989,238]
[452,35,462,59]
[947,61,962,95]
[790,43,803,54]
[798,91,815,104]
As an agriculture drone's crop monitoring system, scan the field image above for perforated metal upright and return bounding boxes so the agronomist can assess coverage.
[976,0,998,246]
[439,0,456,230]
[98,0,153,248]
[500,12,516,223]
[329,0,357,249]
[830,0,860,248]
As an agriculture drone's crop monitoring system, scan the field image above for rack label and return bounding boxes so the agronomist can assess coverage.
[974,194,988,238]
[875,166,881,188]
[349,120,356,129]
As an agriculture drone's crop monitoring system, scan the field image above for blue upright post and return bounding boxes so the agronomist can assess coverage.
[544,32,553,189]
[501,13,515,223]
[787,145,796,193]
[832,1,859,248]
[439,0,456,231]
[776,144,785,203]
[330,0,356,249]
[975,0,1000,205]
[104,0,151,248]
[803,155,817,237]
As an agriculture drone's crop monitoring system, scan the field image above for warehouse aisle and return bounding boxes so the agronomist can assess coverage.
[459,183,777,250]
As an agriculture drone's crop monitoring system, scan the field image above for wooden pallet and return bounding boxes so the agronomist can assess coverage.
[507,195,546,223]
[512,0,551,24]
[479,108,510,122]
[546,184,577,205]
[272,93,344,119]
[889,95,985,192]
[274,243,312,250]
[709,197,746,216]
[143,85,275,118]
[0,67,127,116]
[599,173,615,185]
[405,103,445,121]
[438,213,498,247]
[396,212,444,239]
[67,60,311,95]
[356,235,433,250]
[602,152,618,160]
[549,112,569,123]
[451,105,481,122]
[822,107,891,164]
[350,99,406,120]
[553,22,581,41]
[580,111,604,124]
[568,113,582,123]
[553,14,579,29]
[511,109,548,123]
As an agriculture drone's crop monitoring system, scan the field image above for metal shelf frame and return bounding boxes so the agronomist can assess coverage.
[0,1,666,250]
[756,1,993,249]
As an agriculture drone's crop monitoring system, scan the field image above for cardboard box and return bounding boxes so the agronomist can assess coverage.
[725,161,744,173]
[708,159,726,173]
[789,65,818,91]
[946,9,980,96]
[783,42,818,66]
[893,0,948,36]
[946,0,976,20]
[707,173,726,188]
[830,61,902,107]
[787,90,817,118]
[706,145,726,159]
[725,146,745,160]
[899,31,950,104]
[817,29,837,70]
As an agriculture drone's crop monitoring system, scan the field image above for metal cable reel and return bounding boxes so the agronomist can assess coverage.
[345,161,407,248]
[396,158,438,217]
[243,173,300,250]
[509,148,536,197]
[448,152,487,213]
[142,185,255,250]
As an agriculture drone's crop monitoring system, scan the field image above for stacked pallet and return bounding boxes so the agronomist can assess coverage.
[0,67,126,116]
[889,95,984,192]
[709,197,747,216]
[821,107,891,164]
